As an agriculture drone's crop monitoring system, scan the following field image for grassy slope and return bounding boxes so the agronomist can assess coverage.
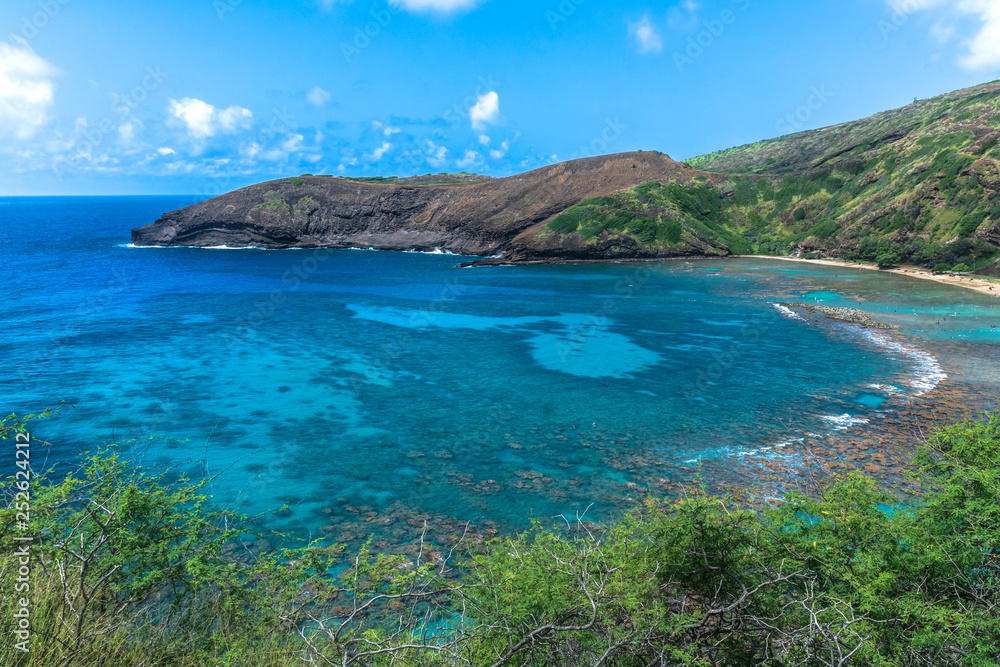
[541,81,1000,269]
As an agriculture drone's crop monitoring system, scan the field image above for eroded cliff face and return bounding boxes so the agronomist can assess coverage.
[131,152,727,262]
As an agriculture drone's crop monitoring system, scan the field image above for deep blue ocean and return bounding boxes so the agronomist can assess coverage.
[3,196,1000,541]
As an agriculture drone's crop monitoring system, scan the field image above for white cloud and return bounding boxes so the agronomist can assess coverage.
[306,86,332,107]
[887,0,1000,69]
[489,140,510,160]
[478,134,491,145]
[156,147,176,156]
[167,97,253,139]
[370,141,393,160]
[260,133,305,161]
[0,43,58,140]
[240,142,261,160]
[389,0,484,14]
[383,125,401,136]
[628,15,663,54]
[217,105,253,132]
[426,140,449,167]
[456,149,479,169]
[117,119,144,152]
[959,0,1000,69]
[283,134,304,152]
[167,98,215,139]
[470,91,500,131]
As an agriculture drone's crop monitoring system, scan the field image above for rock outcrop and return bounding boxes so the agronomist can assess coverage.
[131,152,725,263]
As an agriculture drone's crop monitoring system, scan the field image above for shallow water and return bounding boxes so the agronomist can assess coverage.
[3,197,999,538]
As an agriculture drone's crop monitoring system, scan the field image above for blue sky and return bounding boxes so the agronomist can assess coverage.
[1,0,998,195]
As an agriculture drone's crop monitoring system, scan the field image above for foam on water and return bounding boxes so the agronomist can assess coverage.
[858,328,948,396]
[822,414,871,430]
[772,303,807,321]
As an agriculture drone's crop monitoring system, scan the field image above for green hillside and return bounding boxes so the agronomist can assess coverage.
[542,81,1000,271]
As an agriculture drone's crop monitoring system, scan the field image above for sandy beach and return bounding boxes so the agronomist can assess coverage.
[742,255,1000,298]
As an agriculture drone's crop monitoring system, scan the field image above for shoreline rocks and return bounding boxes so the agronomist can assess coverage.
[785,303,900,329]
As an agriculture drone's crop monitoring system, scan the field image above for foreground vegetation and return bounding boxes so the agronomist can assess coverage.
[2,409,999,666]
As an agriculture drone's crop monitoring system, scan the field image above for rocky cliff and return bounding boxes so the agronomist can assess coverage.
[132,152,723,263]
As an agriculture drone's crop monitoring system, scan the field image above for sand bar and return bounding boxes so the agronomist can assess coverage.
[740,255,1000,298]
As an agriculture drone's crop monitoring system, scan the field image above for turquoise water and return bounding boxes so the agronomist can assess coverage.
[3,197,999,539]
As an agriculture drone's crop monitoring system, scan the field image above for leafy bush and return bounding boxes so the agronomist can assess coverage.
[877,251,900,269]
[793,207,806,221]
[932,261,953,273]
[951,262,971,273]
[957,211,987,236]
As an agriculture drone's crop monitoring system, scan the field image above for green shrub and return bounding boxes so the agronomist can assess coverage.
[951,262,971,272]
[932,261,952,273]
[877,251,900,269]
[259,199,289,212]
[793,207,806,221]
[957,211,987,236]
